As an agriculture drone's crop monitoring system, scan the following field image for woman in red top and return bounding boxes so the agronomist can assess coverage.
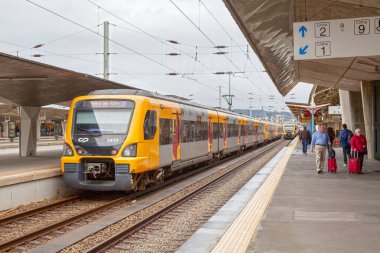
[350,128,367,173]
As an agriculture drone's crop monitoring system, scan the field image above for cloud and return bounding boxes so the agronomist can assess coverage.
[1,0,293,111]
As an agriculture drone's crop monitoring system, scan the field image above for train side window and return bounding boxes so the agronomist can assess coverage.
[159,118,172,145]
[143,110,156,140]
[213,123,218,139]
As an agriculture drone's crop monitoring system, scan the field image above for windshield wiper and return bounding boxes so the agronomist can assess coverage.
[77,127,102,135]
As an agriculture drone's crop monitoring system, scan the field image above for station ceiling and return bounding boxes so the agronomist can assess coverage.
[224,0,380,96]
[0,53,134,107]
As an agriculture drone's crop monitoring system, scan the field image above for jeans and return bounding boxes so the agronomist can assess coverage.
[302,139,308,153]
[342,146,351,165]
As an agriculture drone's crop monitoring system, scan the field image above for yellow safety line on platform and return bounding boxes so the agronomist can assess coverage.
[211,139,298,253]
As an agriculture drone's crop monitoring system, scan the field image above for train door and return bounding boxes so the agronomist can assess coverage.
[208,117,213,153]
[180,106,191,161]
[172,112,180,163]
[159,117,172,167]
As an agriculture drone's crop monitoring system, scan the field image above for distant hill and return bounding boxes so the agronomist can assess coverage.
[233,109,294,121]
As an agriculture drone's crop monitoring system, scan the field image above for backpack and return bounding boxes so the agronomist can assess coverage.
[328,147,336,158]
[341,129,352,147]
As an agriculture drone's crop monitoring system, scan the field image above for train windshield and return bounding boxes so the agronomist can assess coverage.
[284,125,294,131]
[73,100,135,135]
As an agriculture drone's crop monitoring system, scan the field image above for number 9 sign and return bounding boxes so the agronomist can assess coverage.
[354,19,370,35]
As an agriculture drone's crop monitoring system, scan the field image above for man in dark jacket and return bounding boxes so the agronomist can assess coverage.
[340,124,353,167]
[299,126,311,155]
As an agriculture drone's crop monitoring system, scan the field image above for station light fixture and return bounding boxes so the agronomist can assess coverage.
[214,45,227,48]
[166,72,179,76]
[32,54,44,57]
[166,53,181,56]
[213,52,228,55]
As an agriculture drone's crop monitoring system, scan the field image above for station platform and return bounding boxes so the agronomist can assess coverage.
[178,139,380,253]
[0,136,63,149]
[0,144,68,211]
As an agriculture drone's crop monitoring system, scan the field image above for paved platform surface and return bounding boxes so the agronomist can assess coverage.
[0,137,63,149]
[0,145,62,176]
[248,144,380,253]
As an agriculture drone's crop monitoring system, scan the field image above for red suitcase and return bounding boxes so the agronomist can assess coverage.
[349,151,361,174]
[328,158,337,173]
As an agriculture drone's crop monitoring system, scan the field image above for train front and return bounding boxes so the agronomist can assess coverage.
[283,124,296,139]
[61,97,139,191]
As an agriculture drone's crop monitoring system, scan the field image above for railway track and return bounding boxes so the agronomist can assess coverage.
[0,139,286,253]
[71,139,289,253]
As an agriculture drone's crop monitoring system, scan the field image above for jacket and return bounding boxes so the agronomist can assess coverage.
[350,135,367,153]
[299,130,311,141]
[340,128,353,148]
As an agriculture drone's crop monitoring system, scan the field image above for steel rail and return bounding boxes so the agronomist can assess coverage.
[84,140,286,253]
[0,196,82,226]
[0,138,283,252]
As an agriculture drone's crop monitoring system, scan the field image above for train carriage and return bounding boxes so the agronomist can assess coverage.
[62,89,283,192]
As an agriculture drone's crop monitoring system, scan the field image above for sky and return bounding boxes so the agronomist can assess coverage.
[0,0,313,112]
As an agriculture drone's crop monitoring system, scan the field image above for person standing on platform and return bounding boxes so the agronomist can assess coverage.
[340,124,353,167]
[311,124,331,174]
[327,127,336,145]
[350,128,367,173]
[299,126,311,155]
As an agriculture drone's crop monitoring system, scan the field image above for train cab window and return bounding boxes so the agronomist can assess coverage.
[159,119,172,145]
[143,110,156,140]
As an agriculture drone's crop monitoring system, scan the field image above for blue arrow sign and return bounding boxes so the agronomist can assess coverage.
[299,45,309,55]
[299,25,307,38]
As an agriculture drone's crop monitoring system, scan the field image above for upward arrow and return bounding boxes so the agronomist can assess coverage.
[299,25,307,38]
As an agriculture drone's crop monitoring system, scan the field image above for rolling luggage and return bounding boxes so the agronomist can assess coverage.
[328,158,337,173]
[349,151,361,174]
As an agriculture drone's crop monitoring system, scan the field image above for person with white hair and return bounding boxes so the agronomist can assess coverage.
[350,128,367,173]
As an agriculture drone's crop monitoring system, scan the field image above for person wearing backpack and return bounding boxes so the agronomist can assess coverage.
[340,124,353,167]
[350,128,367,173]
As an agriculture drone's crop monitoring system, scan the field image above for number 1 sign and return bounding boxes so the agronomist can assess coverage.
[294,16,380,60]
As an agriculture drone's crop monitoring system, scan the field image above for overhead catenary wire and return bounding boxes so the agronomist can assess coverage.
[199,0,286,108]
[84,0,228,91]
[168,0,272,100]
[26,0,225,96]
[26,0,178,73]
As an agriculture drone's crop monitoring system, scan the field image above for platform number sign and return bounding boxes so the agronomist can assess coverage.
[375,18,380,34]
[294,16,380,60]
[315,22,330,38]
[354,19,370,35]
[315,41,331,57]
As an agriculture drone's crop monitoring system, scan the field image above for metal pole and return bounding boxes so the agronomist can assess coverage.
[219,85,222,107]
[103,21,109,80]
[249,99,252,117]
[228,73,231,110]
[311,112,315,135]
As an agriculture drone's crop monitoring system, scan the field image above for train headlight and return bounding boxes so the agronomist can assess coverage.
[122,143,137,157]
[63,143,74,156]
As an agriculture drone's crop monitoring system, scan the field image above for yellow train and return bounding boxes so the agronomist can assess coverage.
[62,89,283,191]
[282,124,298,139]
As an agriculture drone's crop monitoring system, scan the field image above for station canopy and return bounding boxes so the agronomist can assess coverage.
[224,0,380,95]
[0,52,135,107]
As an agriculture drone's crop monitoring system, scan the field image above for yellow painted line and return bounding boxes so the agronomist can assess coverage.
[211,139,298,253]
